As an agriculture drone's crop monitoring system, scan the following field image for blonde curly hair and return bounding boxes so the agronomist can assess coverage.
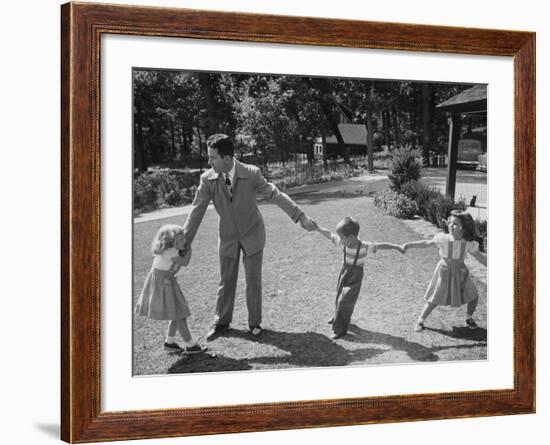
[151,224,185,255]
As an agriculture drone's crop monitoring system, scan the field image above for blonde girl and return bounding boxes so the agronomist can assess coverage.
[135,224,206,354]
[403,210,487,332]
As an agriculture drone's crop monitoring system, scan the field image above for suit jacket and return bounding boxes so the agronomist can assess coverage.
[183,160,304,258]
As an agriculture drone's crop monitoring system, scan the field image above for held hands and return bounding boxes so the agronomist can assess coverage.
[299,214,317,232]
[397,244,407,254]
[173,244,192,267]
[393,244,409,254]
[374,243,408,254]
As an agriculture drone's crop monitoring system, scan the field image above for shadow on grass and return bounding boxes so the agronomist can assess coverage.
[169,328,387,373]
[347,324,486,362]
[168,351,253,374]
[250,329,387,367]
[425,325,487,342]
[167,324,487,374]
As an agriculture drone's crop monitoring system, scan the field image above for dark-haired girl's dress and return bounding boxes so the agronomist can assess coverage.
[423,233,479,307]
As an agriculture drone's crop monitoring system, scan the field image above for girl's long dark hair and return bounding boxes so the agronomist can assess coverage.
[448,210,477,241]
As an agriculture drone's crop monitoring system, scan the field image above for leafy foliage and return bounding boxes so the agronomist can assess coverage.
[133,68,476,172]
[387,148,422,191]
[373,190,418,219]
[134,170,198,210]
[475,219,487,253]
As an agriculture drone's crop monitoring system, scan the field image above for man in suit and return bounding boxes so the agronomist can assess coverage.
[183,134,316,340]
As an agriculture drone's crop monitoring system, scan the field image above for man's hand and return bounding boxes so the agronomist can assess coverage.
[299,214,316,232]
[173,245,192,267]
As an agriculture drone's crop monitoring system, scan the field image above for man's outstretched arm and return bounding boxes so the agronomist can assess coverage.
[255,170,314,230]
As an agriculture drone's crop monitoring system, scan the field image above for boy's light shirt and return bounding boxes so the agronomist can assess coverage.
[329,234,373,267]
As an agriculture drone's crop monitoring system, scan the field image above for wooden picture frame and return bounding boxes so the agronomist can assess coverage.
[61,2,535,442]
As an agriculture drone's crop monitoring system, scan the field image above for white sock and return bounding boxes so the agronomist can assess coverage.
[466,315,473,320]
[165,336,176,344]
[184,337,197,347]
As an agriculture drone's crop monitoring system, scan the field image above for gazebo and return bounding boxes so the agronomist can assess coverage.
[436,84,487,200]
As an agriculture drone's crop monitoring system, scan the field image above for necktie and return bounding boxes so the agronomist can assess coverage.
[225,174,232,201]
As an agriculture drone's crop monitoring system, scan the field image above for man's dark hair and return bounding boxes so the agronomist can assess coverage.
[207,134,234,158]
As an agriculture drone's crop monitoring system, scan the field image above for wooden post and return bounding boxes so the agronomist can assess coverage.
[445,113,461,200]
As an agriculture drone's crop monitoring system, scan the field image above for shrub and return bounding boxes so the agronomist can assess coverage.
[399,180,466,229]
[425,194,467,229]
[270,162,361,189]
[373,189,391,210]
[134,169,199,211]
[373,189,417,219]
[134,176,158,209]
[400,180,439,203]
[388,147,422,191]
[373,132,385,151]
[475,219,487,253]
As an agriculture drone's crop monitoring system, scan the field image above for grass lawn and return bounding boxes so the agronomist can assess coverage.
[133,189,487,376]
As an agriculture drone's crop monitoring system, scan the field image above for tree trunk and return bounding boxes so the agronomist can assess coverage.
[180,125,190,164]
[198,73,218,136]
[392,106,401,148]
[197,127,204,174]
[150,125,161,165]
[134,119,146,172]
[306,140,314,165]
[322,134,328,170]
[307,77,350,164]
[383,110,391,149]
[320,101,349,164]
[422,83,433,165]
[169,118,176,161]
[446,113,461,200]
[365,108,374,172]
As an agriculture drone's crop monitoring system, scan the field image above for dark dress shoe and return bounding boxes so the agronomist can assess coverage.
[205,324,230,341]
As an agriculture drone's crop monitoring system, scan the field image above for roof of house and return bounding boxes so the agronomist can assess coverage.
[436,84,487,114]
[325,123,367,145]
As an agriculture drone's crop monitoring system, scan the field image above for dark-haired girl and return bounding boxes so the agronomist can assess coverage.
[403,210,487,332]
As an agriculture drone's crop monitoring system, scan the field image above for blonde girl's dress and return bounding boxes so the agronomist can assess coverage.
[423,233,479,307]
[135,248,191,320]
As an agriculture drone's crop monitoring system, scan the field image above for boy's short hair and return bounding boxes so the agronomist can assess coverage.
[336,216,360,237]
[207,133,234,158]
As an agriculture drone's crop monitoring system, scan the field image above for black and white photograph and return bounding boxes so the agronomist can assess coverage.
[132,69,488,376]
[5,0,548,443]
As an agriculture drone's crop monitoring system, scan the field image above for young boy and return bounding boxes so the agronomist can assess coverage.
[314,217,404,339]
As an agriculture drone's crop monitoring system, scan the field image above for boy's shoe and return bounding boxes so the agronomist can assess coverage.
[466,318,479,330]
[184,344,207,355]
[331,331,347,340]
[414,322,425,332]
[205,324,230,341]
[163,342,183,353]
[249,326,264,338]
